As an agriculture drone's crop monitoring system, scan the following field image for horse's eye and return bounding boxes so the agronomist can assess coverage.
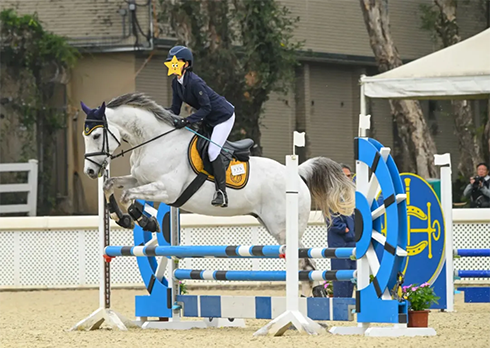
[93,134,101,140]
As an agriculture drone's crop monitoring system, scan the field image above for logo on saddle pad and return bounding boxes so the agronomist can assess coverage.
[188,135,250,189]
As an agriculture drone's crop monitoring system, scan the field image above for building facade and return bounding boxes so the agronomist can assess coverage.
[0,0,488,214]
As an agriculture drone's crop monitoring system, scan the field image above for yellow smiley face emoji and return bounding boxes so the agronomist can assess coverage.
[164,55,186,76]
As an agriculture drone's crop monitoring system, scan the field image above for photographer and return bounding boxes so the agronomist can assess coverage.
[463,163,490,208]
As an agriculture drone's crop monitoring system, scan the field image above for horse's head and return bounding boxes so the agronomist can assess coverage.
[81,101,121,179]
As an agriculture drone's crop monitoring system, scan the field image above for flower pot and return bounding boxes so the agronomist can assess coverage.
[408,310,430,327]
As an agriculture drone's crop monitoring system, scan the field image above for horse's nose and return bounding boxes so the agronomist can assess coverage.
[87,168,95,177]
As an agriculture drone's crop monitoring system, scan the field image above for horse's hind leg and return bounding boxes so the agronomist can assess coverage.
[298,240,325,297]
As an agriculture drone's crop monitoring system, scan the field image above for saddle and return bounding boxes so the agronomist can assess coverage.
[169,123,254,208]
[189,123,253,189]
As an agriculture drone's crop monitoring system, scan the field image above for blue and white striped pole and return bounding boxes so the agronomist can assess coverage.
[104,245,356,259]
[105,245,285,258]
[298,247,355,259]
[174,269,356,282]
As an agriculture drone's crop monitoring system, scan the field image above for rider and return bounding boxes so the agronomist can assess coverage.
[165,45,235,208]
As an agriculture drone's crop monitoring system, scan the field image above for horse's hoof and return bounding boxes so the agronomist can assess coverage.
[312,285,328,298]
[141,216,160,233]
[116,214,134,229]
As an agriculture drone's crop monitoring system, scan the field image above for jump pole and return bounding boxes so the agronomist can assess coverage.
[254,131,324,336]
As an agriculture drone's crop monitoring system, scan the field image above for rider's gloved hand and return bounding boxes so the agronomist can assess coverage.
[173,118,188,129]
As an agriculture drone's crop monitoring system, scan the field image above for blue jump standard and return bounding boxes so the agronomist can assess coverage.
[455,249,490,257]
[457,270,490,278]
[173,269,356,281]
[105,245,355,259]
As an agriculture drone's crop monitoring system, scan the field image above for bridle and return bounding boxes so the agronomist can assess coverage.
[84,114,121,174]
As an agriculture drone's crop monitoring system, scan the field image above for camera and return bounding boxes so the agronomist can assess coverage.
[472,176,484,188]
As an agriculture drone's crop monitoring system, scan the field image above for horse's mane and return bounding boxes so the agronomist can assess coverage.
[106,92,177,126]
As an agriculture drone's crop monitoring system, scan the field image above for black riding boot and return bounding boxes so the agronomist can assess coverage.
[211,156,228,207]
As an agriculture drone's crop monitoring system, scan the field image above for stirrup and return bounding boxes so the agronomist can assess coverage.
[211,189,228,207]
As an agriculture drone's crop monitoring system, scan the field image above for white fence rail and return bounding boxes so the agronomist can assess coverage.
[0,209,489,290]
[0,160,38,216]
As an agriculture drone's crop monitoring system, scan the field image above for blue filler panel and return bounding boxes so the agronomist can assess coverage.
[458,287,490,303]
[176,295,355,321]
[255,297,272,319]
[200,295,221,318]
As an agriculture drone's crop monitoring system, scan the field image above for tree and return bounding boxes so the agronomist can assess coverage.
[420,0,486,179]
[359,0,438,178]
[157,0,302,156]
[0,9,79,214]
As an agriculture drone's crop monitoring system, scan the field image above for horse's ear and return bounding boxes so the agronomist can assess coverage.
[80,101,92,115]
[99,102,106,116]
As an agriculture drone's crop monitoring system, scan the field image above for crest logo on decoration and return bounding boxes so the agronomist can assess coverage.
[380,173,445,288]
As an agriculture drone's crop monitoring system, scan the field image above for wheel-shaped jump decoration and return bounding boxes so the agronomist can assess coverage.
[354,137,408,324]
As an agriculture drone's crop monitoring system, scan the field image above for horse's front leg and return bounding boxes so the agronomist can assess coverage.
[120,181,169,233]
[103,175,139,229]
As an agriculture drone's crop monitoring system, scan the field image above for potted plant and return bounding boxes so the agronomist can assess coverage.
[402,282,440,327]
[179,281,188,294]
[323,281,334,297]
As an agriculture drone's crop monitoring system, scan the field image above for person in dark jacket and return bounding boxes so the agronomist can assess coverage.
[165,45,235,208]
[328,213,356,297]
[327,164,356,297]
[327,163,356,297]
[328,164,386,297]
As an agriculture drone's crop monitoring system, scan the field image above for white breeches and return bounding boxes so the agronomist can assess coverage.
[208,113,235,162]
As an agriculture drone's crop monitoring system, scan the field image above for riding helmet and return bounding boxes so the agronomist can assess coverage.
[166,45,193,70]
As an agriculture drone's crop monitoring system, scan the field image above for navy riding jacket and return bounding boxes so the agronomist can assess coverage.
[327,214,356,248]
[167,72,234,127]
[327,194,384,248]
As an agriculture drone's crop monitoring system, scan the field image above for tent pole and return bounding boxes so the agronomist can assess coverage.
[359,74,370,137]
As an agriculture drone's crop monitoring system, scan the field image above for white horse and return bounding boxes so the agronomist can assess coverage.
[81,92,355,295]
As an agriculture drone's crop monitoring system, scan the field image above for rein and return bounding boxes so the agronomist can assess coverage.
[112,125,233,159]
[111,128,179,160]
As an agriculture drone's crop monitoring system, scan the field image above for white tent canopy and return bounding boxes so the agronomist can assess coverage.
[361,28,490,99]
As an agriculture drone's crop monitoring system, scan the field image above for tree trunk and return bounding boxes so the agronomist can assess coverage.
[359,0,438,178]
[432,0,484,178]
[452,100,483,177]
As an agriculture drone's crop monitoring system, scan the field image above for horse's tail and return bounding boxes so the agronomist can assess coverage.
[299,157,356,227]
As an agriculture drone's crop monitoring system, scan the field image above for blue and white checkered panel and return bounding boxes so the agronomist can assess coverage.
[176,295,355,321]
